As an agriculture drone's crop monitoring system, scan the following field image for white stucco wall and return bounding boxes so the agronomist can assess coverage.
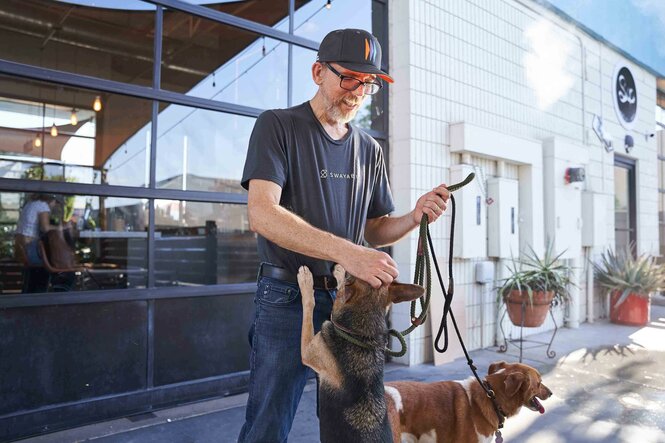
[388,0,659,365]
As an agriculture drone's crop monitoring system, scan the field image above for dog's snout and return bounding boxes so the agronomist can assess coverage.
[539,384,553,399]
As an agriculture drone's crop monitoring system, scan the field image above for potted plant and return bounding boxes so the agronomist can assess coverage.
[593,247,665,326]
[497,243,572,327]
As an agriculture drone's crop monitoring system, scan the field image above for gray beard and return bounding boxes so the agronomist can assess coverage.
[323,95,360,124]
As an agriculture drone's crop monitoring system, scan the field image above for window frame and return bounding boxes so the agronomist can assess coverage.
[0,0,390,307]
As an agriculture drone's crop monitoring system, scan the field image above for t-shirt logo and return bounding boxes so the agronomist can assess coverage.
[320,169,355,180]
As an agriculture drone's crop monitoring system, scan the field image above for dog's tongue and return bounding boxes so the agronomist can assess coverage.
[532,397,545,414]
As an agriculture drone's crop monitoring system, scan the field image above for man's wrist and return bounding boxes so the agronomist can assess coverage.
[330,238,361,265]
[410,210,421,228]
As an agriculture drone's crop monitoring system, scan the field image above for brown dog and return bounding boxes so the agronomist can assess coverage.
[298,264,425,443]
[385,361,552,443]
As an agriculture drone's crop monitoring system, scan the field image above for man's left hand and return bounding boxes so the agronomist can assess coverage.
[413,184,450,225]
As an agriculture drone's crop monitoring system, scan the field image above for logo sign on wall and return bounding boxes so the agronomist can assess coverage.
[612,64,638,130]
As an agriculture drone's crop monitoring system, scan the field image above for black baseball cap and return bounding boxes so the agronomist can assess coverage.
[317,28,394,83]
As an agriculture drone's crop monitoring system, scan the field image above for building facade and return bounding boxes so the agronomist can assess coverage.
[389,0,662,366]
[0,0,662,440]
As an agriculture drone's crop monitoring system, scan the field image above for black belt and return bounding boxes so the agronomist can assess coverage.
[259,263,338,290]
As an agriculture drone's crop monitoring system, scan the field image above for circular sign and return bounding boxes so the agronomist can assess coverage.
[612,64,638,130]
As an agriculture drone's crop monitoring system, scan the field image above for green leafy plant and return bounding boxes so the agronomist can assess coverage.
[497,242,573,306]
[593,246,665,306]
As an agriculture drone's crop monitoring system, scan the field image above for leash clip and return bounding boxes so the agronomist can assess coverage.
[494,430,504,443]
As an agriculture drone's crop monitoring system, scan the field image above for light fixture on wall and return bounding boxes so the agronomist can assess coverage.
[93,95,102,112]
[325,0,331,9]
[50,105,58,136]
[624,134,634,154]
[70,108,78,125]
[34,134,42,148]
[591,114,613,153]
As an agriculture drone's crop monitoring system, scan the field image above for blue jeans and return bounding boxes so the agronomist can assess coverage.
[21,239,50,293]
[237,275,335,443]
[24,239,44,266]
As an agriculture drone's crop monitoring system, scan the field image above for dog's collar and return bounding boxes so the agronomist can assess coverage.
[482,380,507,443]
[330,317,379,341]
[330,317,371,339]
[330,317,385,350]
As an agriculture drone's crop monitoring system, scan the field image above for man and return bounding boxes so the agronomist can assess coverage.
[238,28,449,442]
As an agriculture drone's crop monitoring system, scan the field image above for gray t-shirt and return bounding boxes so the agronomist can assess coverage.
[241,102,394,277]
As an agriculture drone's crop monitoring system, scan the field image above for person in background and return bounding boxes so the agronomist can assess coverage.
[15,193,63,293]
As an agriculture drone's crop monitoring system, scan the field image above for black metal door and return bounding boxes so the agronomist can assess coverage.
[614,156,637,254]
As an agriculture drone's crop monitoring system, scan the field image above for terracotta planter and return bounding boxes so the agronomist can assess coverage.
[504,290,554,327]
[610,291,651,326]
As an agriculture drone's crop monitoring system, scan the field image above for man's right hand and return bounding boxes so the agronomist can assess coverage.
[339,246,399,289]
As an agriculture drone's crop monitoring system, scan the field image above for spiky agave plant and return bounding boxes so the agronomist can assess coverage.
[593,247,665,306]
[497,241,573,306]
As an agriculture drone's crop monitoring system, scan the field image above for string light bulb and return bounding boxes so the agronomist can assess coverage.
[50,123,58,137]
[93,95,102,112]
[325,0,331,9]
[34,134,42,148]
[70,108,78,125]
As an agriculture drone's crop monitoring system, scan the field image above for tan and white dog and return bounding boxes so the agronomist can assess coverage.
[385,361,552,443]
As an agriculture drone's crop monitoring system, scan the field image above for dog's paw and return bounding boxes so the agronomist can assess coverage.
[333,264,346,290]
[297,266,315,308]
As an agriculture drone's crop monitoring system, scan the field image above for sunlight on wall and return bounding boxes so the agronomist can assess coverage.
[523,20,575,111]
[656,106,665,128]
[60,121,95,167]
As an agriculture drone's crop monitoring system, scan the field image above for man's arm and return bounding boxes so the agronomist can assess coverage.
[38,211,61,234]
[247,179,398,288]
[364,184,450,247]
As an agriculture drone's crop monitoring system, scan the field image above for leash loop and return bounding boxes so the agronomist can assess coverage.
[386,329,407,357]
[382,173,474,355]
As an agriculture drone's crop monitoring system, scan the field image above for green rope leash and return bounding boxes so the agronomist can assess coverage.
[333,172,476,357]
[383,172,476,357]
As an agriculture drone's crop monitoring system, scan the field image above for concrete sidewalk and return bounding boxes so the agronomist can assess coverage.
[19,305,665,443]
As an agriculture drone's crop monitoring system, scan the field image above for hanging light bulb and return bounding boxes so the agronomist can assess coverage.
[325,0,332,9]
[50,123,58,137]
[34,134,42,148]
[93,95,102,112]
[70,108,78,125]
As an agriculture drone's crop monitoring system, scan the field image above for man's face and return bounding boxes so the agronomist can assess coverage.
[317,62,375,124]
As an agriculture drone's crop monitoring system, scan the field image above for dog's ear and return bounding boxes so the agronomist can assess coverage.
[504,372,526,397]
[389,283,425,304]
[489,361,507,374]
